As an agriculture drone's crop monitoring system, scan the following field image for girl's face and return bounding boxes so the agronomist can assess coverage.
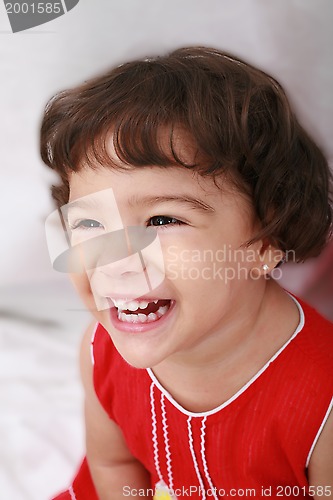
[68,160,276,369]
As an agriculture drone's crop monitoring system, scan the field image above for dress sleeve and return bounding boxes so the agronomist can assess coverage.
[91,323,118,422]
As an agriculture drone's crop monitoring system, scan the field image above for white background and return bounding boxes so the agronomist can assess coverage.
[0,1,332,498]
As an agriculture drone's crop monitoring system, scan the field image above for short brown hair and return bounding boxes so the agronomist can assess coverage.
[40,46,332,261]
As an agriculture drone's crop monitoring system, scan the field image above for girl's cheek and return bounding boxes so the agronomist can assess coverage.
[70,272,94,304]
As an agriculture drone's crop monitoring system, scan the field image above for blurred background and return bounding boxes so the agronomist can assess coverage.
[0,0,332,498]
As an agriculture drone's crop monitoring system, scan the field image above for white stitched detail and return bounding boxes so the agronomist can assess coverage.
[68,485,77,500]
[161,393,174,491]
[150,382,163,482]
[200,417,218,500]
[306,396,333,468]
[187,416,206,500]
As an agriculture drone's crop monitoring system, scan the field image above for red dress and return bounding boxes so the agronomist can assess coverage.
[52,298,333,499]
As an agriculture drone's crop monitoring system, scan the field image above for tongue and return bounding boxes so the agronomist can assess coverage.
[123,299,170,315]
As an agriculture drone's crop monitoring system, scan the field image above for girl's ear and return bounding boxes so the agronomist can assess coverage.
[253,239,285,277]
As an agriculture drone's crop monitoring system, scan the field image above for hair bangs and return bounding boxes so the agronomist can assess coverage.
[91,117,204,172]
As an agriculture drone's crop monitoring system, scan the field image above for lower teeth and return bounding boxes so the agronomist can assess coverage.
[118,304,169,323]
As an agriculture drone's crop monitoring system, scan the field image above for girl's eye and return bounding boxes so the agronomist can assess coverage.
[148,216,183,227]
[71,219,104,230]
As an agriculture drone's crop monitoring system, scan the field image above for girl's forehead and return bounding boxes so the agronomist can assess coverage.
[68,164,228,202]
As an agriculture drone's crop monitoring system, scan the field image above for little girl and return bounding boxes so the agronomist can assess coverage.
[41,46,333,499]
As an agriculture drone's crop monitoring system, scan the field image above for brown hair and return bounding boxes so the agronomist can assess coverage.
[40,46,332,261]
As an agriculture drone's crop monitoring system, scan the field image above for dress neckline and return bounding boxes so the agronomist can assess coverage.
[146,295,305,418]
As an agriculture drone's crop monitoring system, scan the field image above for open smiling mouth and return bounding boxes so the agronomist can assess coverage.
[110,298,172,324]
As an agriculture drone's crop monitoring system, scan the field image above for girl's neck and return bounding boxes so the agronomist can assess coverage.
[151,280,300,413]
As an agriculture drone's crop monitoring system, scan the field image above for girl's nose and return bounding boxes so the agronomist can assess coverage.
[87,228,166,311]
[97,249,146,279]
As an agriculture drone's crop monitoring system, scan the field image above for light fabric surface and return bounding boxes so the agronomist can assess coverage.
[0,283,90,499]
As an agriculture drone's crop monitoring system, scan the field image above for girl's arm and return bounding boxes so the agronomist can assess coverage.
[80,322,153,500]
[308,408,333,498]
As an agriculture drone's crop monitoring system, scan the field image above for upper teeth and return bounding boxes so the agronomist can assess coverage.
[110,298,158,311]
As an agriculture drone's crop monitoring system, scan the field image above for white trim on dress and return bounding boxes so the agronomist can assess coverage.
[306,396,333,468]
[147,296,305,418]
[90,322,99,366]
[68,485,77,500]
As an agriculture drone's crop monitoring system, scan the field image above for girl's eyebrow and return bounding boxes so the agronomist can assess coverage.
[128,195,215,213]
[66,194,215,215]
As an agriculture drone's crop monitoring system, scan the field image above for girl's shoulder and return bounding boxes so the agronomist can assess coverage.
[272,297,333,414]
[295,298,333,365]
[90,322,151,421]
